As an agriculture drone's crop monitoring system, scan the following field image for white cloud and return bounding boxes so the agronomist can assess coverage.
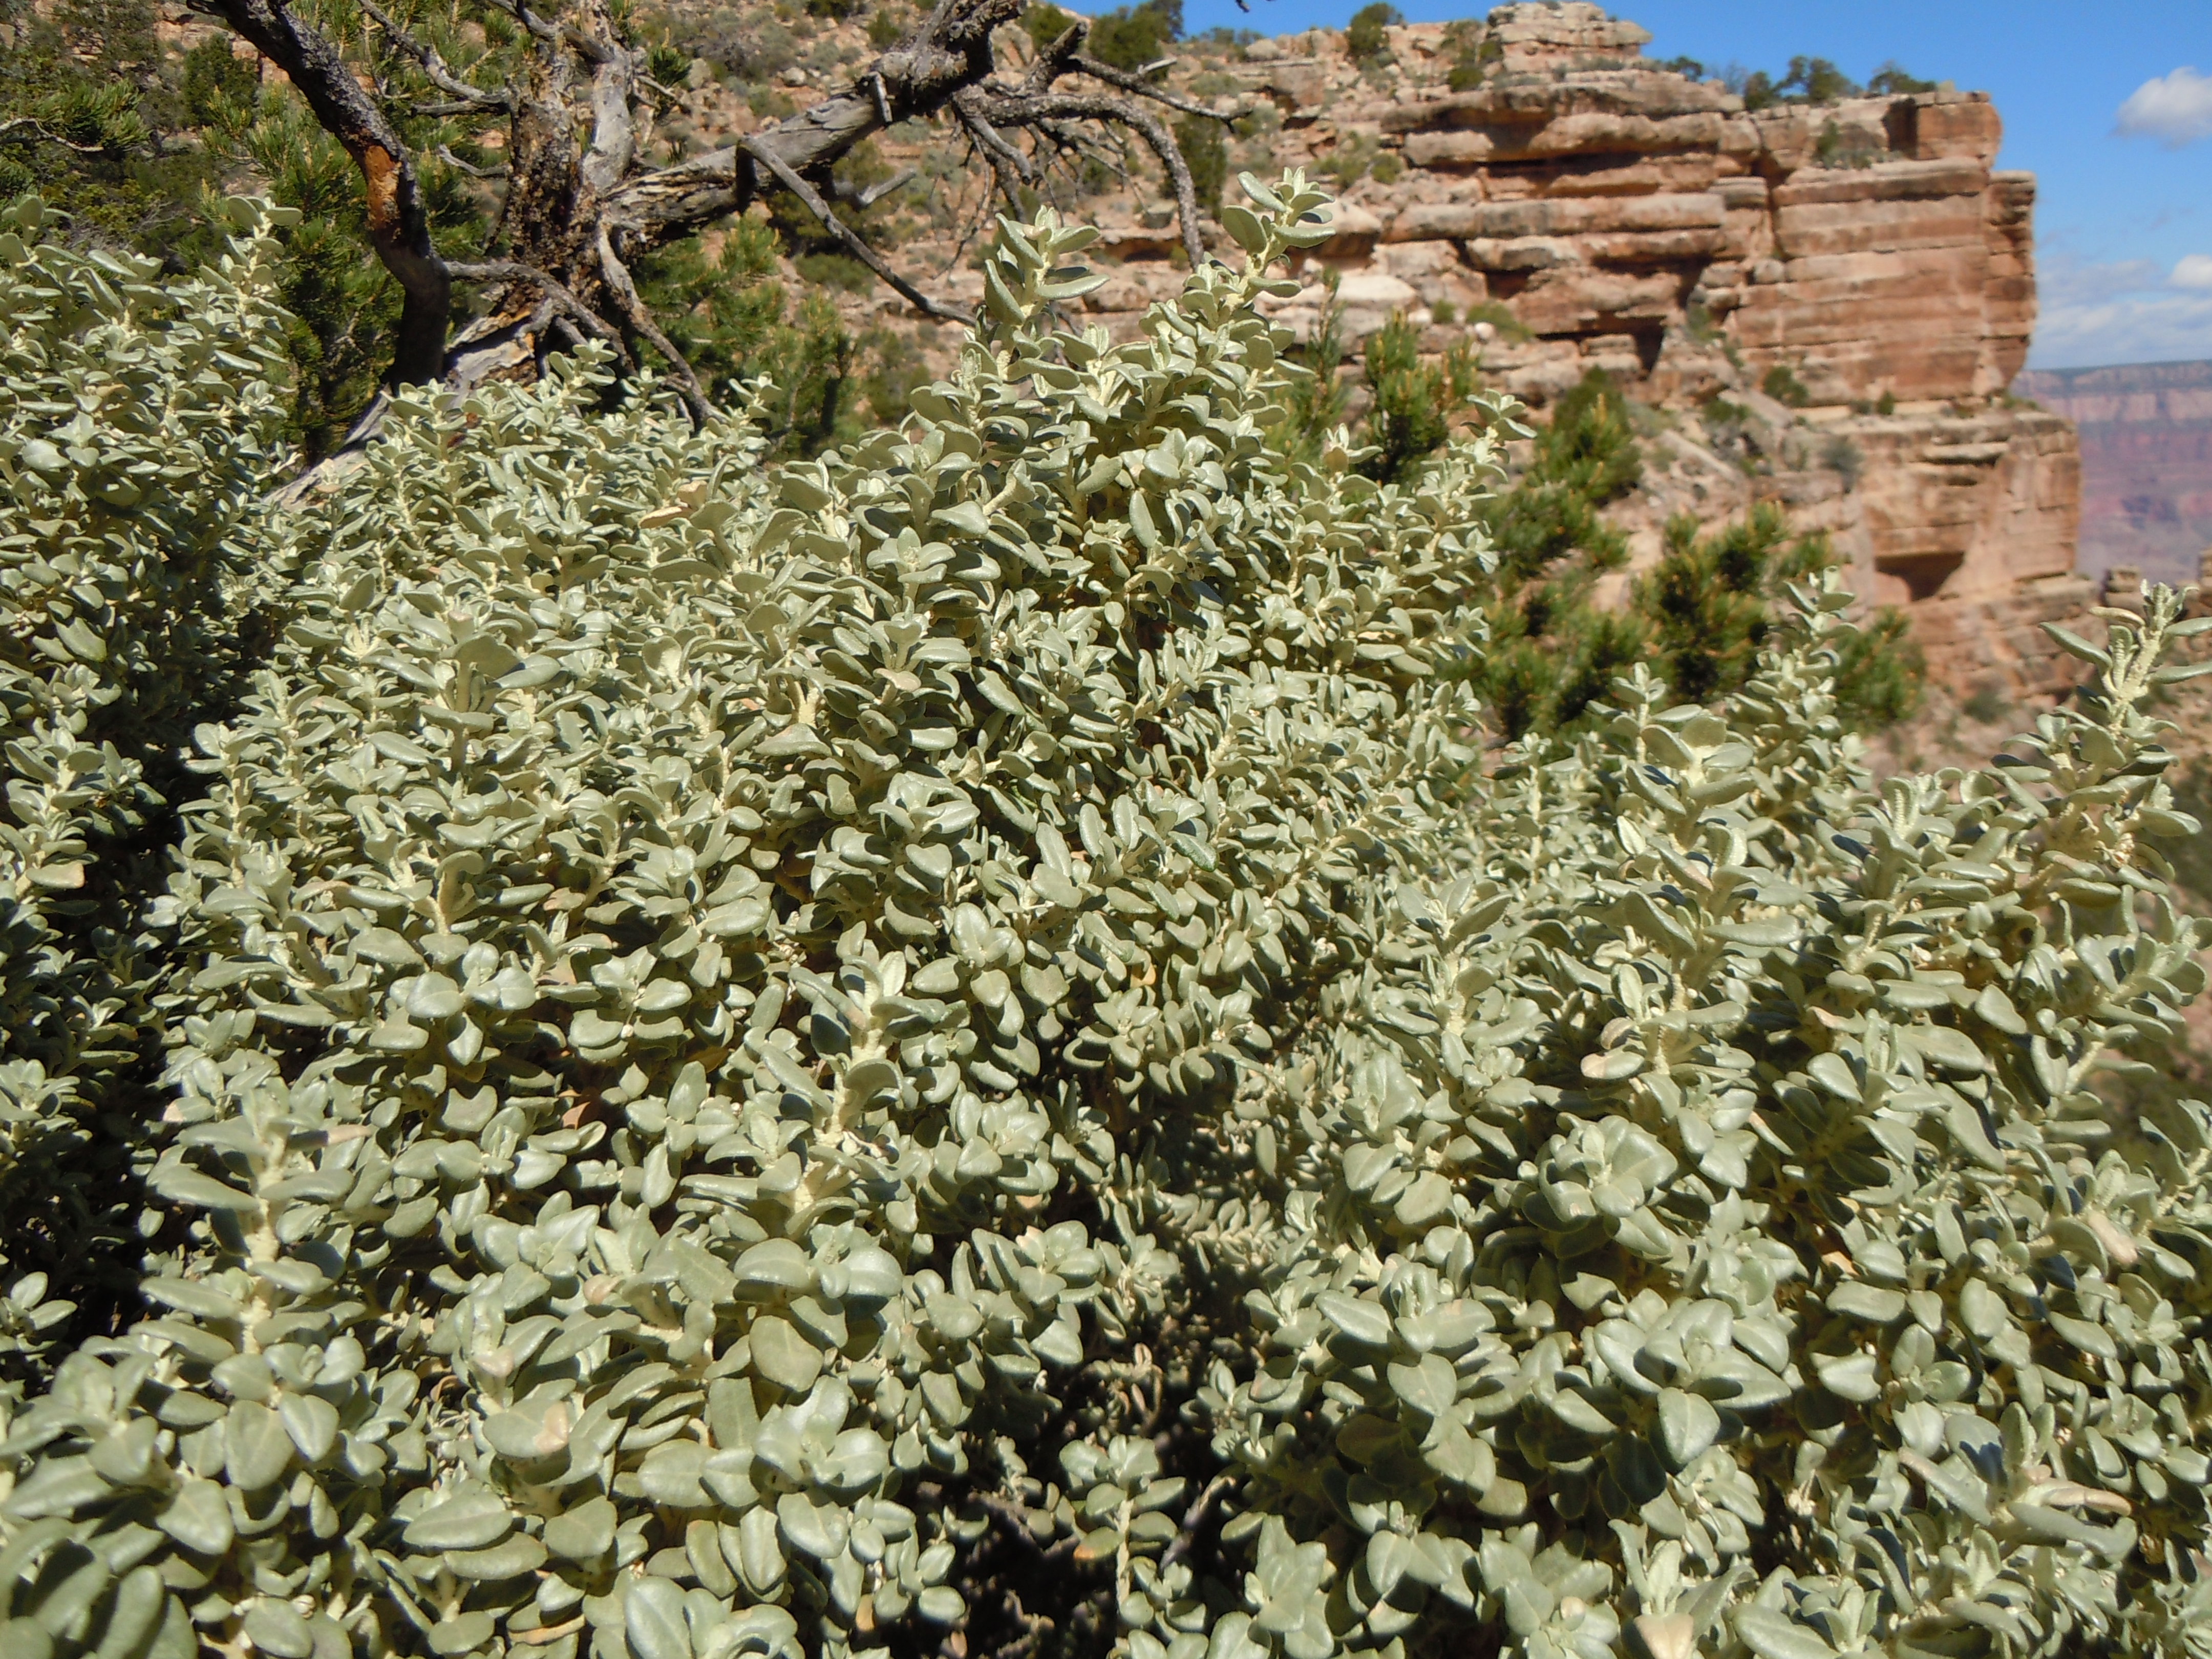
[2115,66,2212,147]
[2029,254,2212,368]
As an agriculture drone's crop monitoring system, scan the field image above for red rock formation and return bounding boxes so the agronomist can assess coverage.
[1084,3,2093,697]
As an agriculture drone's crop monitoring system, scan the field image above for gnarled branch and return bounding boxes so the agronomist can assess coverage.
[740,132,975,325]
[594,225,711,420]
[200,0,1232,434]
[954,97,1034,211]
[966,84,1208,266]
[448,260,625,354]
[434,143,508,179]
[1070,50,1242,123]
[359,0,513,111]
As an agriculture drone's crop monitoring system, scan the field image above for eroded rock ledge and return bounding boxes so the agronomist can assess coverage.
[1085,2,2089,699]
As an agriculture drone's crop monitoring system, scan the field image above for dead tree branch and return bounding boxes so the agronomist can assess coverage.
[1070,50,1243,122]
[359,0,513,111]
[967,85,1208,265]
[198,0,1230,433]
[741,132,975,325]
[828,166,918,210]
[448,260,624,352]
[435,144,508,178]
[954,100,1034,212]
[594,225,710,418]
[0,118,114,155]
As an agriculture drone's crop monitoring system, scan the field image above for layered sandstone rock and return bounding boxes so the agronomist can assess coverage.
[1072,2,2089,697]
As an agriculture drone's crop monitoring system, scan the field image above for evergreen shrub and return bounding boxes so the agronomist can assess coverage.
[3,175,2212,1659]
[0,193,294,1383]
[1346,5,1402,65]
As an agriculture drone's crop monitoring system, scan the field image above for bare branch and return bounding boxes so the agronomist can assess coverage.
[1071,51,1243,122]
[1020,23,1086,93]
[937,173,999,279]
[600,0,1027,320]
[483,0,618,66]
[216,0,1232,422]
[595,225,711,421]
[358,0,513,111]
[965,106,1034,184]
[448,260,626,356]
[740,133,973,325]
[477,0,566,57]
[827,166,918,211]
[435,144,508,179]
[0,118,114,155]
[953,97,1032,211]
[969,86,1207,265]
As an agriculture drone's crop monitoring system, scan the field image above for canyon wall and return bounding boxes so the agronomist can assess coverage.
[2014,360,2212,588]
[1074,3,2091,698]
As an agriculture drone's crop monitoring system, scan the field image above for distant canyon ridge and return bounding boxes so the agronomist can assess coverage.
[2014,361,2212,590]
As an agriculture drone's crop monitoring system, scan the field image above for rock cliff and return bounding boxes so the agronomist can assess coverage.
[1070,3,2090,697]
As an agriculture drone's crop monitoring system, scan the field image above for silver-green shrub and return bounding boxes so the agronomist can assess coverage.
[2,173,2211,1659]
[0,194,293,1382]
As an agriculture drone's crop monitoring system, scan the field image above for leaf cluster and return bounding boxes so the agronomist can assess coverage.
[1356,316,1476,489]
[0,192,296,1387]
[1443,22,1504,93]
[0,0,232,254]
[1276,308,1916,749]
[1736,56,1887,112]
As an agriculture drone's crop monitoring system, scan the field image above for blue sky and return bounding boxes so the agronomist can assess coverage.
[1183,1,2212,368]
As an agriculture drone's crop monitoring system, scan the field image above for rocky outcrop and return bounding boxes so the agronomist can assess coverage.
[1797,409,2088,699]
[2014,360,2212,587]
[1076,3,2089,698]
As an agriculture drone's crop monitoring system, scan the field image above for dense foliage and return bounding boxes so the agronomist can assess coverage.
[0,193,295,1382]
[1354,317,1479,492]
[1732,56,1937,112]
[1459,375,1920,742]
[1083,0,1186,73]
[1633,506,1923,732]
[4,174,2212,1659]
[1283,316,1924,745]
[0,0,223,251]
[1272,284,1903,745]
